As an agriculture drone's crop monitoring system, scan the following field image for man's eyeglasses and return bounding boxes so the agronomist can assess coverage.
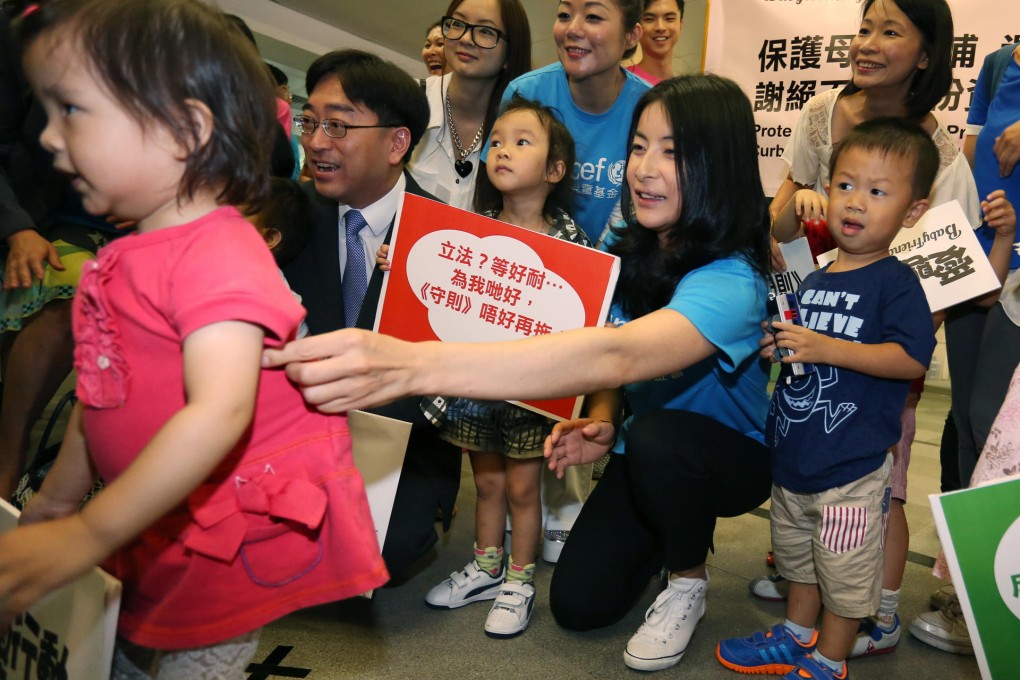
[293,115,398,139]
[441,16,507,49]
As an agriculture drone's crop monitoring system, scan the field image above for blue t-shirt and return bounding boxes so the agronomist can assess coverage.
[608,252,771,453]
[968,46,1020,270]
[499,63,650,244]
[768,257,936,493]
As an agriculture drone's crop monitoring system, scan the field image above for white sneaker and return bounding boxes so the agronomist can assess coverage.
[749,573,788,601]
[424,561,504,609]
[542,529,569,564]
[623,574,708,671]
[484,580,536,638]
[908,597,974,655]
[849,615,901,658]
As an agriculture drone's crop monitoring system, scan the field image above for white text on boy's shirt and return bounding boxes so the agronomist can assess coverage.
[798,288,863,339]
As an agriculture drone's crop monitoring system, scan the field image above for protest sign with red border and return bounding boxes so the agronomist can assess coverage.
[375,194,620,421]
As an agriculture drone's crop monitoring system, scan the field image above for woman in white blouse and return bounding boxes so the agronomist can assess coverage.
[409,0,531,209]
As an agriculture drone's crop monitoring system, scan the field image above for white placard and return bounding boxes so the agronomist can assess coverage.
[889,200,1000,311]
[769,236,817,295]
[0,498,121,680]
[348,410,411,556]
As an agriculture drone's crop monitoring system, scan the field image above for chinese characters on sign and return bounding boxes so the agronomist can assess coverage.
[376,194,620,420]
[752,32,998,116]
[400,230,586,345]
[1,613,69,680]
[705,0,1020,194]
[0,498,121,680]
[902,244,975,287]
[426,237,567,337]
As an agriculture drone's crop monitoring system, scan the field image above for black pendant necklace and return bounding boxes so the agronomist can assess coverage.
[446,92,483,179]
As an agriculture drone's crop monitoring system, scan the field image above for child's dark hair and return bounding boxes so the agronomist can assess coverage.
[829,117,939,201]
[305,49,429,164]
[474,96,575,220]
[612,75,771,320]
[258,178,310,267]
[840,0,954,120]
[18,0,277,209]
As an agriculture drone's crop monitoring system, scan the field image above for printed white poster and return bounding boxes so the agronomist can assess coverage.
[889,200,1001,310]
[704,0,1020,195]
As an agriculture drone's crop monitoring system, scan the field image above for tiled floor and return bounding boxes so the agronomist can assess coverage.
[251,387,985,679]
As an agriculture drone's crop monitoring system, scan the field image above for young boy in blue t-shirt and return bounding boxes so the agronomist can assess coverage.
[716,118,941,680]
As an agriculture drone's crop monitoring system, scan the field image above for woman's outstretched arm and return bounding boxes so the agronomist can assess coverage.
[264,308,716,413]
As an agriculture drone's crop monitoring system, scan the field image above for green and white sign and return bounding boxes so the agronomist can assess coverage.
[930,476,1020,680]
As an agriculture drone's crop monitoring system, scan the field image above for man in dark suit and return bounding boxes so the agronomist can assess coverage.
[283,49,460,580]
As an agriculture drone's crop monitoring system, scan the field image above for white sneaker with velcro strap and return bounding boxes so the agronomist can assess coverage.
[424,561,505,609]
[483,580,536,638]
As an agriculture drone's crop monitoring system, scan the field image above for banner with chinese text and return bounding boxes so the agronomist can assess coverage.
[0,498,121,680]
[704,0,1020,195]
[930,476,1020,680]
[376,194,621,421]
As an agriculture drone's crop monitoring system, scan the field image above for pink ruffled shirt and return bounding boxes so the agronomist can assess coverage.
[74,207,387,649]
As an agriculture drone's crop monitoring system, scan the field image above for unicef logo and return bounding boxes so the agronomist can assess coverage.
[607,160,626,186]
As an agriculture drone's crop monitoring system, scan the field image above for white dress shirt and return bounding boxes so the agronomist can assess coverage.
[338,172,407,285]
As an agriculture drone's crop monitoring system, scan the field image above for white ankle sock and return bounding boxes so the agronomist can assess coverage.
[811,650,845,674]
[877,588,900,627]
[783,619,815,644]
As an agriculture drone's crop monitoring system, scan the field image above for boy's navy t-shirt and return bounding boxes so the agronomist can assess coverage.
[767,256,935,493]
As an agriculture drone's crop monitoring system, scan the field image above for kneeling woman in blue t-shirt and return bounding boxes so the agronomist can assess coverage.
[266,74,773,672]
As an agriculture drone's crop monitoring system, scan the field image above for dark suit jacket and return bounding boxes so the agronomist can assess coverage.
[283,170,460,579]
[284,171,434,336]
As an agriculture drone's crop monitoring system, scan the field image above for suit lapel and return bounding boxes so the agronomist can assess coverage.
[355,172,436,329]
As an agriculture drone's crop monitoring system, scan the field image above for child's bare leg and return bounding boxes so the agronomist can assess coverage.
[505,456,542,568]
[883,393,916,593]
[816,610,860,663]
[470,450,508,549]
[481,455,540,638]
[424,450,507,609]
[884,500,907,590]
[786,580,822,629]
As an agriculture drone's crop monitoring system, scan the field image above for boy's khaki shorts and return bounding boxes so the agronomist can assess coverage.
[771,454,892,619]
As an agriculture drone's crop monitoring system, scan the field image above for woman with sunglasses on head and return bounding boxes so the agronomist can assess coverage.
[408,0,531,210]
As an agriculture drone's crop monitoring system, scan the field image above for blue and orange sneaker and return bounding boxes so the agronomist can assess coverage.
[782,655,848,679]
[716,624,817,675]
